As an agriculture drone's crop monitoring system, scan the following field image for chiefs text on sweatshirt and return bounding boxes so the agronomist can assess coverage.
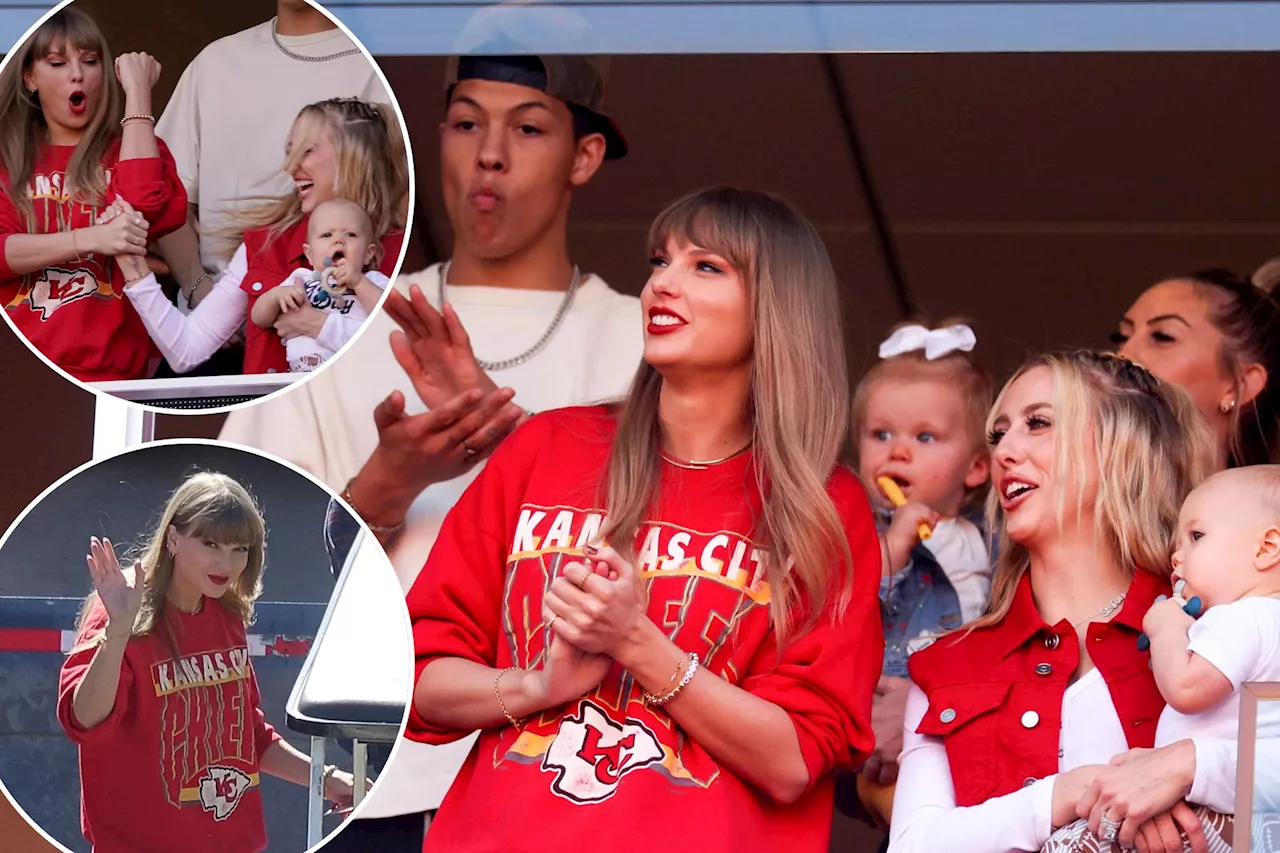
[405,406,884,853]
[0,140,186,381]
[58,597,281,853]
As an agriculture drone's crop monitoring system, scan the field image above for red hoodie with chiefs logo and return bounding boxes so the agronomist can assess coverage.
[58,597,281,853]
[0,139,186,381]
[405,406,884,853]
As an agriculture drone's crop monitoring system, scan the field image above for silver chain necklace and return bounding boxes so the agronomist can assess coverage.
[1073,592,1127,629]
[271,17,361,63]
[438,261,580,372]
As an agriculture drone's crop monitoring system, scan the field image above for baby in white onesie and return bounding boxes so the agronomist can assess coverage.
[1043,465,1280,853]
[250,197,389,372]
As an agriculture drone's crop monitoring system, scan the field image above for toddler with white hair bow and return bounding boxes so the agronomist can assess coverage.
[838,319,997,829]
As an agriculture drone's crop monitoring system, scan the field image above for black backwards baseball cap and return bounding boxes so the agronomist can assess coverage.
[445,55,628,160]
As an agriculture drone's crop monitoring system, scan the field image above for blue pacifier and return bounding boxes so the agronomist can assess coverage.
[1136,579,1202,651]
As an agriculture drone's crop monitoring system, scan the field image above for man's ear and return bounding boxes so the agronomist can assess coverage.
[568,133,607,189]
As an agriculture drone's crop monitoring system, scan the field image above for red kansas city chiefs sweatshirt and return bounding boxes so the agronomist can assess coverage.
[58,597,281,853]
[0,139,186,381]
[405,406,884,853]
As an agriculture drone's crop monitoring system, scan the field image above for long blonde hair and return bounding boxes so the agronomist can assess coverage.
[0,7,121,227]
[74,472,267,652]
[600,187,853,644]
[212,98,409,264]
[971,351,1214,631]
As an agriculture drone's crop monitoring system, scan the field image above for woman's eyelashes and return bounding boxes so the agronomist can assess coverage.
[986,414,1052,446]
[1109,328,1176,345]
[647,255,726,275]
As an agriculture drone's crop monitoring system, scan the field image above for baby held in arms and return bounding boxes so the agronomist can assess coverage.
[1044,466,1280,853]
[249,198,389,372]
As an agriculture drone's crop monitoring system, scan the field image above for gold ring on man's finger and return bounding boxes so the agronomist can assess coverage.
[462,440,478,456]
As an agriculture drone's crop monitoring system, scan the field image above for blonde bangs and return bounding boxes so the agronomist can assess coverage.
[609,188,853,645]
[177,491,264,550]
[28,10,107,59]
[647,193,755,285]
[0,7,119,225]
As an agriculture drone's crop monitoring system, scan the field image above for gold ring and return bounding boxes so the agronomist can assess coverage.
[547,614,559,629]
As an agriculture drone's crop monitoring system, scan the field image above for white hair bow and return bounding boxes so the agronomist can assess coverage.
[878,323,977,360]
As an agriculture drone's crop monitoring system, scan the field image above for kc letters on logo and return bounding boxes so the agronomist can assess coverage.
[502,505,778,803]
[28,266,101,320]
[542,701,664,804]
[198,766,253,821]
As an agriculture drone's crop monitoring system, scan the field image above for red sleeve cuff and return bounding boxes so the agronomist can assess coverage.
[57,660,134,746]
[110,157,185,235]
[255,710,283,757]
[0,233,15,278]
[404,655,473,745]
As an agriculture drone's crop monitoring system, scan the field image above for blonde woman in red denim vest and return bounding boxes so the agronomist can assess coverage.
[889,352,1227,853]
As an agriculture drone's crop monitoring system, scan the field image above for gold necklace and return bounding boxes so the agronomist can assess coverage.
[659,441,753,470]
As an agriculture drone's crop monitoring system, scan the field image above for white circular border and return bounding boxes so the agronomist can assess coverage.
[0,0,418,417]
[0,436,415,853]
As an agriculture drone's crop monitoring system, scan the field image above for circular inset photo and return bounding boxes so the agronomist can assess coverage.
[0,440,411,853]
[0,0,413,412]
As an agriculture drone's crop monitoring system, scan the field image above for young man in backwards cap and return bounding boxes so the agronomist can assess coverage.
[219,54,643,850]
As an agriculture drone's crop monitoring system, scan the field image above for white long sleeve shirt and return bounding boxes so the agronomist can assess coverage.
[124,243,251,373]
[889,674,1240,853]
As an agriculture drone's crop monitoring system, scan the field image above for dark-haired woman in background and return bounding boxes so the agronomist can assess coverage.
[1113,268,1280,470]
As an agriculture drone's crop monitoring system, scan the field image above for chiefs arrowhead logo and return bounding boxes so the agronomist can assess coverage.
[197,765,252,821]
[542,700,663,804]
[27,266,101,320]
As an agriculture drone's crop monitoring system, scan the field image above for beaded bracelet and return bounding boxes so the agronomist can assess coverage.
[120,114,155,127]
[184,273,211,302]
[494,667,524,730]
[643,654,688,706]
[642,653,699,706]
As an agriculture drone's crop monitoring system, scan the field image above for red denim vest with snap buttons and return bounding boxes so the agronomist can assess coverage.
[906,569,1169,807]
[240,218,404,374]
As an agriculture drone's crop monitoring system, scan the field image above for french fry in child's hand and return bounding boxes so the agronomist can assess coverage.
[876,476,933,541]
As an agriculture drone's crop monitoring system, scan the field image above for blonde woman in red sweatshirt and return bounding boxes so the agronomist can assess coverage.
[59,472,362,853]
[405,187,884,852]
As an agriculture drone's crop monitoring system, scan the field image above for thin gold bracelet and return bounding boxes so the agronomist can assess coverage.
[494,667,524,730]
[642,653,699,706]
[643,654,688,705]
[340,477,406,537]
[71,228,82,262]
